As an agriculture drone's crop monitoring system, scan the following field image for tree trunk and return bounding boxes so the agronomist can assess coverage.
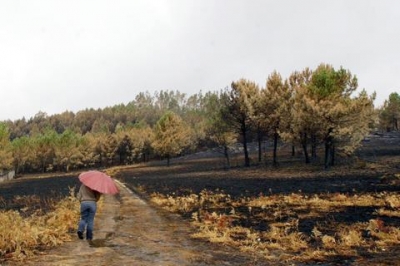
[257,127,263,163]
[301,133,310,164]
[243,138,250,167]
[273,131,278,166]
[41,159,46,173]
[311,133,317,160]
[224,145,231,169]
[167,154,170,166]
[324,129,334,169]
[99,154,103,167]
[291,144,295,157]
[242,125,250,167]
[330,143,335,166]
[14,162,19,175]
[324,140,331,169]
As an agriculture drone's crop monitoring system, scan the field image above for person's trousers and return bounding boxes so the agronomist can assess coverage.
[77,201,97,240]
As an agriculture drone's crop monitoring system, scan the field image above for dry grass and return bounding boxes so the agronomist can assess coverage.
[114,134,400,264]
[149,189,400,264]
[0,187,80,261]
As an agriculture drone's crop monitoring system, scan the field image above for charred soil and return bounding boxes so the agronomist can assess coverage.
[0,132,399,265]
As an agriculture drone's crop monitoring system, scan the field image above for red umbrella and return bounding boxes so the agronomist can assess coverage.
[78,170,119,195]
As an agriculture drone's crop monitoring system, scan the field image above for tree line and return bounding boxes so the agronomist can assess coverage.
[0,63,399,174]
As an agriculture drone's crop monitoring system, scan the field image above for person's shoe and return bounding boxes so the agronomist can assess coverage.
[77,231,84,240]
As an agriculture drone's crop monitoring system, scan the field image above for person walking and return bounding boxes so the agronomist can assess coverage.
[76,183,101,240]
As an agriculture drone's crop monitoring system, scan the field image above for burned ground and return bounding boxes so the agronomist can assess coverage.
[0,132,399,265]
[114,132,400,265]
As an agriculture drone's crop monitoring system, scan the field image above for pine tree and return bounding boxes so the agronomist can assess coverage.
[282,65,375,168]
[224,79,259,167]
[281,69,314,164]
[54,129,83,172]
[152,111,192,166]
[379,92,400,132]
[205,91,238,168]
[0,123,13,172]
[11,136,31,174]
[257,71,292,166]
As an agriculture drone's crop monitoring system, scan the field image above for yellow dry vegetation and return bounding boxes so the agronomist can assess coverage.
[0,187,80,261]
[150,189,400,264]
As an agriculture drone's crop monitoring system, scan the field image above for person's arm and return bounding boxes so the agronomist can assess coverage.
[76,185,83,201]
[94,191,101,202]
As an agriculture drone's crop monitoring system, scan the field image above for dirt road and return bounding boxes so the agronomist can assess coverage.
[21,181,263,266]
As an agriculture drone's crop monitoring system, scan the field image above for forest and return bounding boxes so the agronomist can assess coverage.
[0,63,399,175]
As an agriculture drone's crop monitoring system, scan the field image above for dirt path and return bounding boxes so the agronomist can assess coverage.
[21,181,263,266]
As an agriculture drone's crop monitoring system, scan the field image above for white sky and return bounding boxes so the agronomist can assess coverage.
[0,0,399,121]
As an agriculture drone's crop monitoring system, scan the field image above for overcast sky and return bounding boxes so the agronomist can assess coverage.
[0,1,398,121]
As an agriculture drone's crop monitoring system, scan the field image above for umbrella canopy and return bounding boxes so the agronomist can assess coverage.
[78,170,119,195]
